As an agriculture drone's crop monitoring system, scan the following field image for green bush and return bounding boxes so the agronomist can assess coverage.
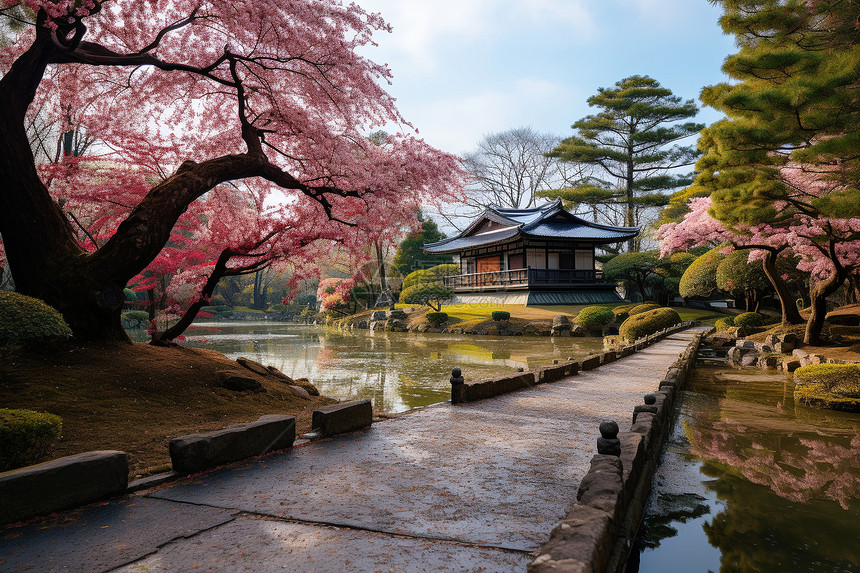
[491,311,511,321]
[428,263,460,279]
[0,409,63,471]
[628,303,660,316]
[679,245,727,298]
[402,269,436,291]
[0,291,73,347]
[734,312,765,328]
[575,306,615,330]
[426,312,449,325]
[124,310,150,322]
[123,288,137,301]
[399,283,454,307]
[714,316,735,331]
[618,307,682,342]
[611,303,638,324]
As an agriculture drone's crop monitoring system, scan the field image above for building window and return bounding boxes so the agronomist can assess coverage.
[527,249,546,269]
[508,253,525,270]
[575,249,593,270]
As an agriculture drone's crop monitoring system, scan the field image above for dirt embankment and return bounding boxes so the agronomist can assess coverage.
[0,342,332,479]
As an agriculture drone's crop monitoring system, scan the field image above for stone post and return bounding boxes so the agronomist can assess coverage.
[597,420,620,456]
[632,394,658,423]
[450,366,465,404]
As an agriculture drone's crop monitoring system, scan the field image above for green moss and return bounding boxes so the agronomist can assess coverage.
[0,291,73,347]
[794,364,860,412]
[715,316,735,331]
[575,306,615,330]
[619,307,682,342]
[0,408,63,471]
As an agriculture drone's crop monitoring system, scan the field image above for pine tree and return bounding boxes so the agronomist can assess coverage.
[546,75,703,251]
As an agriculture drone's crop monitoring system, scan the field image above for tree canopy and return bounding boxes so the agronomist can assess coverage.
[545,75,703,251]
[0,0,463,340]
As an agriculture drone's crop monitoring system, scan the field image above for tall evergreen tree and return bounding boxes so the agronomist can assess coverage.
[391,216,452,277]
[692,0,860,343]
[545,75,703,251]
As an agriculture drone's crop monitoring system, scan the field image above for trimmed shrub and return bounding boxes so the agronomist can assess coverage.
[0,409,63,471]
[794,364,860,411]
[426,312,449,326]
[611,303,638,324]
[399,283,454,306]
[491,311,511,322]
[714,316,735,331]
[575,306,615,330]
[124,310,150,322]
[679,245,727,298]
[428,263,460,279]
[619,307,682,342]
[628,303,660,316]
[734,312,765,328]
[0,291,73,347]
[402,269,436,291]
[123,288,137,301]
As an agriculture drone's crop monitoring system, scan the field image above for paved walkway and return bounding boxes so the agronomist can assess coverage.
[0,329,705,573]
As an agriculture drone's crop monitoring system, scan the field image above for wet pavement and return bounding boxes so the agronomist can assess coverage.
[0,329,705,573]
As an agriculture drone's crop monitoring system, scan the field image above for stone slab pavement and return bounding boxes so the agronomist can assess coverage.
[0,329,706,573]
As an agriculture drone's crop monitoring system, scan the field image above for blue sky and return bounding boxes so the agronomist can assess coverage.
[358,0,737,156]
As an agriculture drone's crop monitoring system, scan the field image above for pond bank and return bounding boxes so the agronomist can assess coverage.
[629,363,860,572]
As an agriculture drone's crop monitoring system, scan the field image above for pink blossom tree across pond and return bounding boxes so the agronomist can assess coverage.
[0,0,463,341]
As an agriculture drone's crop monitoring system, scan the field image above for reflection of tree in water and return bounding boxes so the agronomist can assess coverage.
[700,466,860,572]
[637,492,711,549]
[685,419,860,509]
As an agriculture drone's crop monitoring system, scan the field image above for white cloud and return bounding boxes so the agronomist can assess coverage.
[360,0,596,74]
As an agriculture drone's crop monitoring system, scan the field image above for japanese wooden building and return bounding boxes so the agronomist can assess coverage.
[423,200,639,305]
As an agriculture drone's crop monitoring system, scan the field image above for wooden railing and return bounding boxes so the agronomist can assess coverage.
[443,268,604,290]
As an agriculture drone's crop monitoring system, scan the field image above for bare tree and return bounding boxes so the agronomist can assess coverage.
[435,127,586,231]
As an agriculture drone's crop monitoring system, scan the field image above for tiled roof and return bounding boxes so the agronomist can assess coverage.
[424,200,639,253]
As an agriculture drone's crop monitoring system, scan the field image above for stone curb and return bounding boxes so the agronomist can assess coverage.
[529,329,704,573]
[0,450,128,525]
[450,321,699,404]
[312,400,373,437]
[169,414,296,475]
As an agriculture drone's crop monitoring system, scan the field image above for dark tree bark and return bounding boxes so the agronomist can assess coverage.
[759,248,804,326]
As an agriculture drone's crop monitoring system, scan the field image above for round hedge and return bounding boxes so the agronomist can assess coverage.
[679,245,726,298]
[575,306,615,330]
[428,263,460,278]
[0,408,63,471]
[426,312,449,325]
[714,316,735,331]
[734,312,765,328]
[491,311,511,321]
[628,303,660,316]
[618,307,682,342]
[399,283,454,305]
[401,269,436,291]
[0,291,73,347]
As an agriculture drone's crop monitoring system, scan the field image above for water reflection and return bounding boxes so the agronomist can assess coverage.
[633,366,860,573]
[171,322,604,413]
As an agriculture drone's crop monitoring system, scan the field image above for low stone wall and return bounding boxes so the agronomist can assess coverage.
[528,329,704,573]
[312,400,373,437]
[450,321,699,404]
[0,451,129,525]
[169,415,296,475]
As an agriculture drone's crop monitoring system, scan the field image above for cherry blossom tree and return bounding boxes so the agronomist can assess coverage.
[0,0,463,341]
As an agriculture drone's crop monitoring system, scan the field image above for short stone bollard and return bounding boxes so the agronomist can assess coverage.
[450,366,465,404]
[597,420,620,456]
[633,393,659,423]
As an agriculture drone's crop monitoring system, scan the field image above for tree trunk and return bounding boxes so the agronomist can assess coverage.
[761,250,804,325]
[375,242,388,293]
[625,146,635,253]
[252,270,267,309]
[805,269,847,346]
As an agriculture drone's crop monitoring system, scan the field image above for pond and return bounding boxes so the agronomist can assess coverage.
[630,364,860,573]
[161,322,605,414]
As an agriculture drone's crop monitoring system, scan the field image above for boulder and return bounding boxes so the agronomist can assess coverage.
[218,371,264,392]
[236,357,271,376]
[286,385,311,398]
[552,314,571,327]
[782,358,802,372]
[571,324,588,337]
[761,355,779,370]
[169,415,296,474]
[740,352,758,367]
[265,366,294,383]
[293,377,320,396]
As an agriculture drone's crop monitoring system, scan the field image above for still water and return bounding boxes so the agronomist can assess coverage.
[176,322,605,413]
[631,365,860,573]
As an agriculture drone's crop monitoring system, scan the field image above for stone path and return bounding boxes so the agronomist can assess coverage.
[0,329,705,573]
